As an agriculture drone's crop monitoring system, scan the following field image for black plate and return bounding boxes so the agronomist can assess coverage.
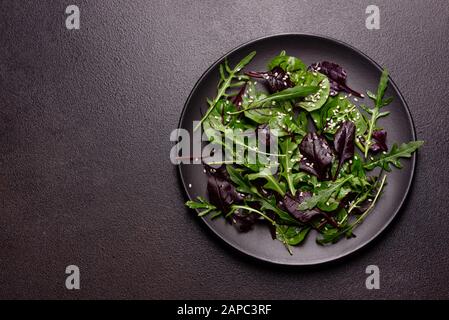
[178,34,417,265]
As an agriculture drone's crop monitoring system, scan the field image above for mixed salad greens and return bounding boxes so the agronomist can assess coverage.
[186,50,423,254]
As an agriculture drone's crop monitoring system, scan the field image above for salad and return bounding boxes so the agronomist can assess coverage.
[186,50,422,254]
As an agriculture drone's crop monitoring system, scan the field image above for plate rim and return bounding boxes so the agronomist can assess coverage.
[177,33,417,266]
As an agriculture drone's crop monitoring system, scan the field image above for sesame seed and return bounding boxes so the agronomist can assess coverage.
[188,184,192,188]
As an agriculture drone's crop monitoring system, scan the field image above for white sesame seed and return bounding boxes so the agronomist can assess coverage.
[188,184,192,188]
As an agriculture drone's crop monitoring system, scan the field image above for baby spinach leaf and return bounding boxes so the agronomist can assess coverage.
[364,140,424,171]
[276,225,311,247]
[320,96,367,137]
[291,70,330,112]
[268,50,306,72]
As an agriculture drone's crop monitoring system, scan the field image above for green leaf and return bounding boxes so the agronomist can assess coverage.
[186,197,219,217]
[226,165,259,195]
[247,170,286,196]
[293,71,330,112]
[248,85,318,109]
[363,69,392,157]
[297,176,352,211]
[195,51,257,131]
[276,225,311,246]
[317,175,387,245]
[321,95,367,137]
[279,137,298,195]
[258,196,298,224]
[234,51,257,72]
[364,140,424,171]
[267,50,306,72]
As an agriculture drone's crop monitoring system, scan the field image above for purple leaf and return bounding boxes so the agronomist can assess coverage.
[206,165,243,212]
[283,191,322,223]
[309,61,362,97]
[370,129,388,153]
[298,132,333,180]
[230,82,247,110]
[246,67,293,93]
[231,209,259,232]
[334,121,356,179]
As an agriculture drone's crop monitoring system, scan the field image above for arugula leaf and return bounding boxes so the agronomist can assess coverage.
[279,137,298,195]
[195,51,256,131]
[226,165,259,195]
[364,140,424,171]
[186,197,219,217]
[317,175,387,245]
[258,195,298,224]
[297,176,352,211]
[247,170,286,196]
[363,69,391,157]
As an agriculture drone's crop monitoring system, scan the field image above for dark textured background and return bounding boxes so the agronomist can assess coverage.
[0,0,448,299]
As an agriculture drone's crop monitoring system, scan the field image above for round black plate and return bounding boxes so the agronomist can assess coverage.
[178,34,417,265]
